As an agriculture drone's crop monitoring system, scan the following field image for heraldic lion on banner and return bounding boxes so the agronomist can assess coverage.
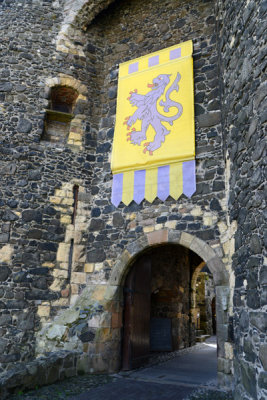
[124,72,183,155]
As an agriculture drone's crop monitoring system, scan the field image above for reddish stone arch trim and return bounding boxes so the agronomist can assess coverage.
[109,229,229,287]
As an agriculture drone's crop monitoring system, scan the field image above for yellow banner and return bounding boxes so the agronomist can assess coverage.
[111,40,195,175]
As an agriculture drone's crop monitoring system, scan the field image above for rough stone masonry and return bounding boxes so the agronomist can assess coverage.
[0,0,266,399]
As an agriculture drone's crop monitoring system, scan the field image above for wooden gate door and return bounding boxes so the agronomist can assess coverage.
[122,256,151,370]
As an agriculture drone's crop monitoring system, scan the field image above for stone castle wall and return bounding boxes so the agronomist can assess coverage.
[218,1,267,399]
[0,0,95,369]
[37,1,233,380]
[0,0,265,398]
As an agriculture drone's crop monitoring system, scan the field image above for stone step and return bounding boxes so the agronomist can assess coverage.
[196,330,205,336]
[196,334,211,343]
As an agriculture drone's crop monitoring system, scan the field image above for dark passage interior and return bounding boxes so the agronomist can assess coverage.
[122,244,216,370]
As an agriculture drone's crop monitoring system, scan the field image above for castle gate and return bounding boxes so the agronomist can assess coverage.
[108,231,231,380]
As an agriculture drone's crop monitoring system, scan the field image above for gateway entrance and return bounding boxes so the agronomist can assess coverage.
[122,244,215,370]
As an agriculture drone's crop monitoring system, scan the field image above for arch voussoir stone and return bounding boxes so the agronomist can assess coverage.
[189,237,216,262]
[177,231,193,248]
[207,257,229,286]
[127,236,149,257]
[109,250,131,286]
[74,0,116,30]
[109,229,228,288]
[56,0,117,54]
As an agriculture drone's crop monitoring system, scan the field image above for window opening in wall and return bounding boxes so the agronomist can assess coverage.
[72,185,79,225]
[66,185,80,283]
[68,239,74,283]
[42,86,78,143]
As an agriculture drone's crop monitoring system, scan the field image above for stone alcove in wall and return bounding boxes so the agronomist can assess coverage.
[41,75,88,150]
[42,86,78,143]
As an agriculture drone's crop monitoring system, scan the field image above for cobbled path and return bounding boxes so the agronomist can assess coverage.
[9,374,113,400]
[10,339,233,400]
[9,376,233,400]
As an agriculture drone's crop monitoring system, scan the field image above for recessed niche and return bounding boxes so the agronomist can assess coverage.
[42,86,78,143]
[42,110,74,143]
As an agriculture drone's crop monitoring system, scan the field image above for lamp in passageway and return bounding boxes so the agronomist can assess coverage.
[197,312,200,330]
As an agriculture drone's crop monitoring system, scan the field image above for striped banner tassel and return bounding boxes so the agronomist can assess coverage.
[111,160,196,207]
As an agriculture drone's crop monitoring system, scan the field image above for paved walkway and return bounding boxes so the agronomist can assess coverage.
[69,337,218,400]
[11,337,232,400]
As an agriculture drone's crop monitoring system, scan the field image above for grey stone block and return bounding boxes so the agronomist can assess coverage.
[89,218,105,231]
[126,236,148,256]
[259,344,267,371]
[190,237,216,262]
[239,310,249,331]
[240,361,257,399]
[17,118,32,133]
[208,258,229,285]
[109,250,131,285]
[197,111,221,127]
[112,212,124,227]
[216,286,230,311]
[218,357,232,374]
[258,371,267,390]
[0,163,16,175]
[87,249,106,263]
[250,234,262,254]
[179,232,194,248]
[217,371,234,389]
[0,82,12,92]
[260,266,267,285]
[0,233,9,243]
[0,266,11,282]
[78,192,91,203]
[2,210,19,222]
[250,312,267,332]
[243,339,256,363]
[168,229,180,243]
[260,286,267,306]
